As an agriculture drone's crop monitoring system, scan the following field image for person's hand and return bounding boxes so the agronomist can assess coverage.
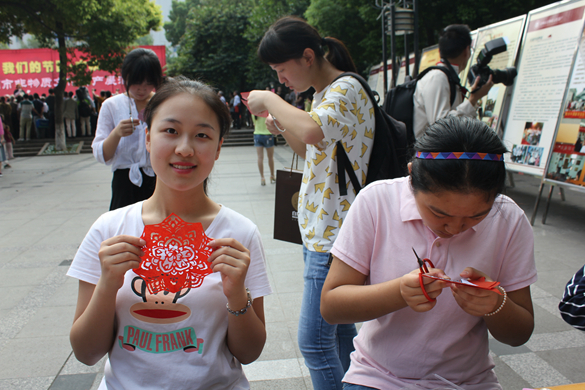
[114,118,140,138]
[450,267,503,317]
[400,268,448,312]
[97,235,145,292]
[265,114,284,135]
[469,75,494,105]
[208,238,250,301]
[246,91,270,117]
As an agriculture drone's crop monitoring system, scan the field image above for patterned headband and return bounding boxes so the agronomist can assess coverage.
[415,151,504,161]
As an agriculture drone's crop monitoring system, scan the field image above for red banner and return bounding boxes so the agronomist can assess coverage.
[564,110,585,119]
[553,142,585,155]
[528,6,585,32]
[0,45,166,96]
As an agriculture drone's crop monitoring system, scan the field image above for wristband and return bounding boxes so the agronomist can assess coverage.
[484,286,507,317]
[226,288,253,316]
[272,115,286,132]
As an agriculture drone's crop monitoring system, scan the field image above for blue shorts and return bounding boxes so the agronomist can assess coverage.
[254,134,275,148]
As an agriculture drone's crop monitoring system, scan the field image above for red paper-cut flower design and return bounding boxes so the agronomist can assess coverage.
[134,213,214,294]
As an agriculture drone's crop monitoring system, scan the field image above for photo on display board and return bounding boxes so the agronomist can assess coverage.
[511,144,544,166]
[546,123,585,186]
[564,88,585,117]
[521,121,544,145]
[479,86,500,129]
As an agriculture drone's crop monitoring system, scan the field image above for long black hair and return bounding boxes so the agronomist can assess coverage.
[258,16,357,73]
[410,116,508,200]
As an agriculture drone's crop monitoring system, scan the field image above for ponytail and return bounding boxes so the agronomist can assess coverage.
[322,37,357,73]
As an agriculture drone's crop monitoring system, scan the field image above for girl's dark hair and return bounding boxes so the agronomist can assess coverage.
[439,24,472,59]
[122,48,163,92]
[258,16,357,73]
[143,76,232,194]
[410,116,508,200]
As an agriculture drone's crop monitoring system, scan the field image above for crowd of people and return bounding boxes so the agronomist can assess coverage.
[2,85,115,143]
[2,15,583,390]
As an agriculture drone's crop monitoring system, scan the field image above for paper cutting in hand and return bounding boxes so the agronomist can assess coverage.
[423,275,502,295]
[240,92,269,118]
[134,214,214,294]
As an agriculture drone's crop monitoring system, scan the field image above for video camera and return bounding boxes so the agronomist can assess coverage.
[467,37,517,92]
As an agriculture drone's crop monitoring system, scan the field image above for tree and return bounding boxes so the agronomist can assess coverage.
[165,0,202,47]
[0,0,162,150]
[305,0,380,74]
[245,0,310,89]
[167,0,253,93]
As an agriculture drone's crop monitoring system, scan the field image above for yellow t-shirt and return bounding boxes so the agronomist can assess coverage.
[298,75,375,253]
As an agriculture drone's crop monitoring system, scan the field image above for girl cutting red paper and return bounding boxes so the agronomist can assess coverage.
[321,116,537,390]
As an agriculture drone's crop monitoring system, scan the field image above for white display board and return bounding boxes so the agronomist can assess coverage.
[503,0,585,176]
[543,27,585,190]
[468,16,526,134]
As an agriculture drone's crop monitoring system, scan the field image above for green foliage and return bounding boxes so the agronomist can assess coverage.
[169,0,253,93]
[134,34,155,47]
[306,0,381,74]
[165,0,201,46]
[245,0,310,40]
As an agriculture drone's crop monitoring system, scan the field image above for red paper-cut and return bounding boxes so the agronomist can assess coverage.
[240,92,269,118]
[134,214,214,294]
[423,275,502,295]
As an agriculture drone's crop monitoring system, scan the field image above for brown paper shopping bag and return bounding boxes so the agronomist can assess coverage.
[273,154,303,245]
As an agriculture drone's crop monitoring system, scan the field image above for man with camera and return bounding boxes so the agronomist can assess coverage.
[413,24,493,139]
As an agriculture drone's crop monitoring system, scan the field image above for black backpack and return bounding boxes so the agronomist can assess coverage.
[383,64,460,147]
[334,72,409,197]
[79,99,92,117]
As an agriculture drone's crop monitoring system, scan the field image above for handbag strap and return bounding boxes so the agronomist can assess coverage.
[336,140,361,196]
[289,153,299,176]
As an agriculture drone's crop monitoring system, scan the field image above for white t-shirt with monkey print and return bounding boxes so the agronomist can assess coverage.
[299,75,375,253]
[68,202,272,390]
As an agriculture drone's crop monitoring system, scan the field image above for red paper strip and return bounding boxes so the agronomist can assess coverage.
[423,275,502,295]
[240,92,269,118]
[134,214,214,294]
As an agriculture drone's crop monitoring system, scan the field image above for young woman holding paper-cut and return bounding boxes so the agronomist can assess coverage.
[69,76,272,389]
[321,117,536,390]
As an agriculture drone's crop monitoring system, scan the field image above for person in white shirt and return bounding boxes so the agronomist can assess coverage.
[413,24,494,140]
[92,48,163,210]
[69,76,272,390]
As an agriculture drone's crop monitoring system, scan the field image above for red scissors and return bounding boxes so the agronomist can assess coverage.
[412,247,436,302]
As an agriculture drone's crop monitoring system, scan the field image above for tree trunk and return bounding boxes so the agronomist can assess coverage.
[54,26,67,151]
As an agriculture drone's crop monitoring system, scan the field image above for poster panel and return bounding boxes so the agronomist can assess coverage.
[543,28,585,189]
[419,45,440,73]
[466,16,526,134]
[503,0,585,176]
[0,45,166,96]
[461,30,479,87]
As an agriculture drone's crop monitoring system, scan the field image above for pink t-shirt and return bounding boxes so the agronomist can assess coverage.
[331,177,537,390]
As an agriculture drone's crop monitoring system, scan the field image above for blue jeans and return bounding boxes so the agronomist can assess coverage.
[299,247,357,390]
[343,384,378,390]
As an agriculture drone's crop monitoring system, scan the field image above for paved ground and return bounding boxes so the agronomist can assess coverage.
[0,145,584,390]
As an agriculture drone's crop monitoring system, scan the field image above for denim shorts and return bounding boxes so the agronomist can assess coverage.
[254,134,274,148]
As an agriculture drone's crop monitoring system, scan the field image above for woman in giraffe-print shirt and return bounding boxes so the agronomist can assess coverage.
[247,16,375,390]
